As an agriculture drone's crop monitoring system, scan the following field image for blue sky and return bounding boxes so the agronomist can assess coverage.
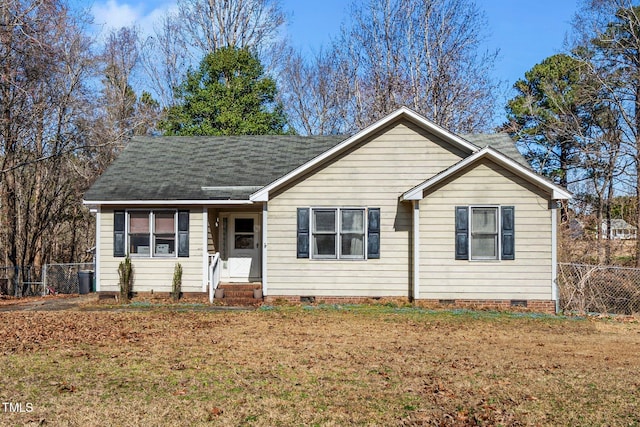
[91,0,581,120]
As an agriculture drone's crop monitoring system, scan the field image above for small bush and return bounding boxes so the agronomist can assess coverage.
[118,256,133,303]
[171,263,182,302]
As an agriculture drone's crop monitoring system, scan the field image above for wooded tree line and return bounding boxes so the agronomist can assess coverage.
[2,0,640,283]
[0,0,497,281]
[503,0,640,265]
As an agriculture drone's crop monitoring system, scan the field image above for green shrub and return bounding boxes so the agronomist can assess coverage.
[171,263,182,302]
[118,256,133,303]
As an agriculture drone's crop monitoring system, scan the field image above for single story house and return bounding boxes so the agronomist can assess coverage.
[602,219,637,240]
[83,107,571,312]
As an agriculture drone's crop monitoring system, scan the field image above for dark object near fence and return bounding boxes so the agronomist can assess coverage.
[78,270,94,294]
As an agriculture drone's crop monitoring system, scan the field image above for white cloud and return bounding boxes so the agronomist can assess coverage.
[91,0,177,37]
[92,0,142,31]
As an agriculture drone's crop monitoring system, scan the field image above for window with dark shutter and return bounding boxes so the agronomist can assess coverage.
[367,208,380,259]
[501,206,515,260]
[114,211,126,257]
[455,206,469,260]
[177,210,189,257]
[455,206,516,261]
[297,208,310,258]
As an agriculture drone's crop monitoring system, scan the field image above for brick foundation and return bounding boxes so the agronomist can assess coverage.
[264,295,557,314]
[97,291,210,303]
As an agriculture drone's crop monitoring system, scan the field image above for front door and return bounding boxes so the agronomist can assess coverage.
[228,214,261,281]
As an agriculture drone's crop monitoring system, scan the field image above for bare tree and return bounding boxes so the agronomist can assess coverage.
[572,0,640,265]
[140,14,191,108]
[280,0,498,135]
[278,48,354,135]
[97,25,161,160]
[0,0,99,292]
[102,26,140,135]
[177,0,285,53]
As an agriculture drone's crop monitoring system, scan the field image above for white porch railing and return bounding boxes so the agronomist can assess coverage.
[208,252,221,303]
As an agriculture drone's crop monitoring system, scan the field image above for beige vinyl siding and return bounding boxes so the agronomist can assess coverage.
[267,119,467,297]
[98,207,204,293]
[419,159,553,300]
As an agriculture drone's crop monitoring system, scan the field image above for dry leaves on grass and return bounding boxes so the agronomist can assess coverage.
[0,308,638,426]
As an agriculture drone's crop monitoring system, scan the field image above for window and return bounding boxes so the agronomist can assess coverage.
[234,218,254,250]
[153,211,176,255]
[129,211,151,255]
[312,209,337,258]
[470,207,498,260]
[298,207,378,260]
[114,210,189,258]
[455,206,514,261]
[340,209,364,258]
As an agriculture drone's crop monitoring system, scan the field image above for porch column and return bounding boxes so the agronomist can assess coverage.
[413,200,420,300]
[202,207,208,292]
[262,203,268,296]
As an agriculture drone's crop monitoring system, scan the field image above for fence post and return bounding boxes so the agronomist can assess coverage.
[13,266,19,297]
[42,264,47,296]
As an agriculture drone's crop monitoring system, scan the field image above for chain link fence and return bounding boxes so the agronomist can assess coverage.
[43,263,94,295]
[558,263,640,315]
[0,266,42,297]
[0,263,93,297]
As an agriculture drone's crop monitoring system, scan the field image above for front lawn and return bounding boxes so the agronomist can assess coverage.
[1,305,638,426]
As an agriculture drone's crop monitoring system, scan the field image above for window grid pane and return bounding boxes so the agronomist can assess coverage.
[129,211,150,233]
[314,235,336,256]
[471,208,497,233]
[314,210,336,232]
[341,210,364,233]
[155,211,175,233]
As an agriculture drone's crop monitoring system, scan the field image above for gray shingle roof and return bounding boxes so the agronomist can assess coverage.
[84,135,346,201]
[462,133,529,168]
[84,132,527,202]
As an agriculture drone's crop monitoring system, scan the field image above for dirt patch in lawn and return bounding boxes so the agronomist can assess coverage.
[0,306,639,426]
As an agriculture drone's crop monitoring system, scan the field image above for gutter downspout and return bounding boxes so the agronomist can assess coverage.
[551,201,559,314]
[413,200,420,301]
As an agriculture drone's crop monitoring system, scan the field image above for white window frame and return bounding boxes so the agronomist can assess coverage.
[127,209,178,258]
[311,207,367,260]
[469,205,500,261]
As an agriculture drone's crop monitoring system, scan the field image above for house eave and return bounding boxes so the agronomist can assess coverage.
[82,199,255,206]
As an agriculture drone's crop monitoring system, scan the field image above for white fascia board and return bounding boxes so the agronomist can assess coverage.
[82,199,254,206]
[401,146,572,201]
[250,106,479,202]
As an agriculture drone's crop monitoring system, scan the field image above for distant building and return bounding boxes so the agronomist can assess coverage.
[602,219,637,240]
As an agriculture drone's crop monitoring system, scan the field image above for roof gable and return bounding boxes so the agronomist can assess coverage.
[401,146,572,201]
[250,107,480,201]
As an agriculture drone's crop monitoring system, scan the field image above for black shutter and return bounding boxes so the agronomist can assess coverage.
[297,208,310,258]
[367,208,380,259]
[114,211,126,257]
[455,206,469,260]
[178,210,189,257]
[501,206,515,260]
